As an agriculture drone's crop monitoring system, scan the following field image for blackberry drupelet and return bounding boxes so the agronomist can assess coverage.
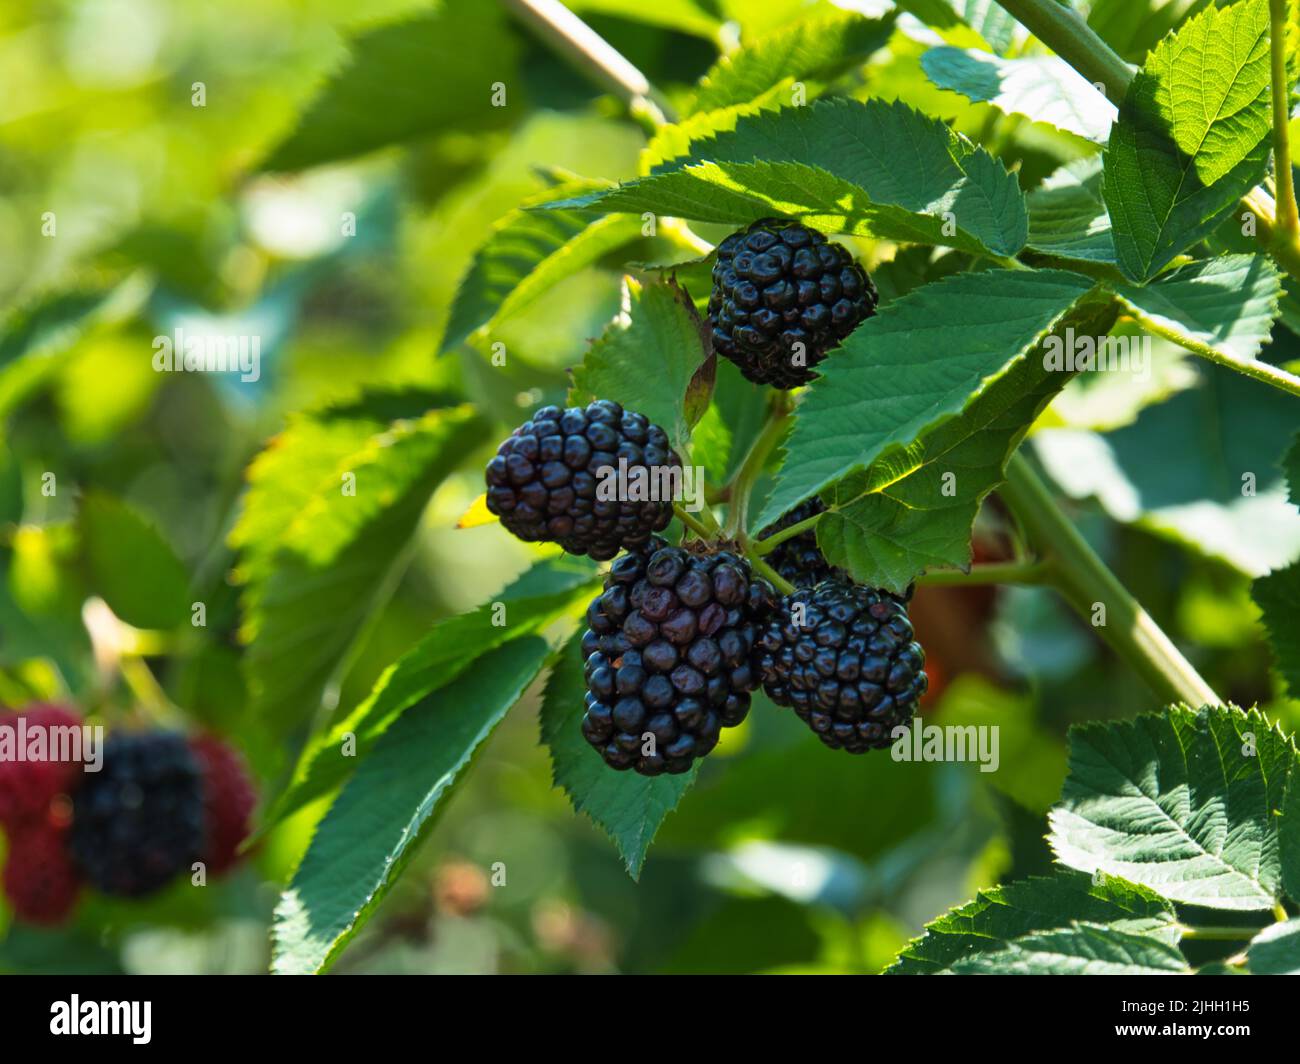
[707,218,878,388]
[485,400,680,561]
[580,538,776,775]
[757,499,844,589]
[757,580,926,753]
[68,732,204,897]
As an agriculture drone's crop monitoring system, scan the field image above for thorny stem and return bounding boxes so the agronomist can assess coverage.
[994,0,1300,285]
[1270,0,1300,238]
[999,454,1220,707]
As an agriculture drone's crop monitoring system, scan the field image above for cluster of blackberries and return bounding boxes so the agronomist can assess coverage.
[483,217,922,776]
[707,218,878,388]
[0,705,256,925]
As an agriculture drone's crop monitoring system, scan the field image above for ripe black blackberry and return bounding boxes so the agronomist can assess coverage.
[485,400,680,561]
[757,580,926,753]
[757,499,844,589]
[580,538,776,775]
[707,218,877,387]
[68,732,204,897]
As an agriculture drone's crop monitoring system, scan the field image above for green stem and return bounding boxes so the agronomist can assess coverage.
[993,0,1134,104]
[1270,0,1299,238]
[724,391,793,538]
[1179,925,1259,942]
[746,549,797,596]
[999,453,1220,706]
[1123,303,1300,400]
[1274,901,1290,922]
[501,0,679,125]
[674,502,718,541]
[754,510,821,554]
[994,0,1300,284]
[915,560,1052,587]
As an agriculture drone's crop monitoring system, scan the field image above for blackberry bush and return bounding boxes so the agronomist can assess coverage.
[707,217,878,388]
[484,400,680,560]
[579,538,776,775]
[757,580,927,752]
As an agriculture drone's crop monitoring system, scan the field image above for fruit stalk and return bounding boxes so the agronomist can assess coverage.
[999,453,1219,707]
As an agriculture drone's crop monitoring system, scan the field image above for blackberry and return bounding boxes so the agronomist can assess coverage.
[2,823,81,926]
[189,735,257,876]
[580,538,776,775]
[707,218,877,388]
[757,580,926,753]
[68,732,204,897]
[757,499,844,589]
[485,400,680,561]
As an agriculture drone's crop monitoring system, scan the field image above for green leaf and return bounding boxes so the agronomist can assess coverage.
[887,870,1178,974]
[79,493,190,630]
[1033,368,1300,577]
[922,47,1116,142]
[1253,562,1300,695]
[260,556,599,832]
[569,277,711,453]
[689,12,893,114]
[1102,0,1273,282]
[950,921,1190,974]
[1048,704,1299,911]
[540,631,697,878]
[895,0,1023,53]
[756,268,1094,532]
[260,2,520,172]
[234,399,487,733]
[548,98,1029,258]
[1025,157,1116,264]
[1111,254,1282,364]
[0,279,150,421]
[272,636,553,974]
[441,183,642,354]
[818,298,1115,593]
[1246,917,1300,973]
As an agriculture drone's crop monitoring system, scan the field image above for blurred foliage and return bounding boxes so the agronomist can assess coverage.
[0,0,1296,974]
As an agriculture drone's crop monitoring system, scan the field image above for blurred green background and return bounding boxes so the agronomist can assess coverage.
[0,0,1296,973]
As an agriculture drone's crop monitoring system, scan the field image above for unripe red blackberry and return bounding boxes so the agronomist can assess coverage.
[707,218,877,388]
[0,703,86,829]
[68,732,204,897]
[757,580,926,752]
[485,400,681,561]
[189,735,257,876]
[2,823,81,925]
[580,538,776,775]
